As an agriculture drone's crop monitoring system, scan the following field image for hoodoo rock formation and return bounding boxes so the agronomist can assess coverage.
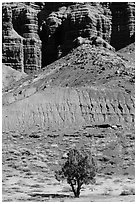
[2,2,135,71]
[2,4,24,72]
[2,3,42,74]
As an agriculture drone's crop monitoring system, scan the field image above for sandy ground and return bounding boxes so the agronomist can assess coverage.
[2,172,135,202]
[2,128,135,202]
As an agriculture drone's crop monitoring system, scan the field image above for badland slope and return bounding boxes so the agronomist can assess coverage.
[3,43,135,133]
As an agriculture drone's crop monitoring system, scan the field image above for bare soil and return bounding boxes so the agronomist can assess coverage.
[2,126,135,202]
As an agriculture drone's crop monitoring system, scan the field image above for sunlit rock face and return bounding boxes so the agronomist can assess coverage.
[2,4,24,72]
[2,2,135,72]
[2,3,42,74]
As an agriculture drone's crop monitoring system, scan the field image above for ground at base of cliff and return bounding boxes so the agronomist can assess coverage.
[2,174,135,202]
[2,126,135,202]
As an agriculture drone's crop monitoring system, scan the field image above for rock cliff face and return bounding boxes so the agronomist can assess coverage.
[2,4,24,72]
[2,3,42,74]
[110,2,135,50]
[38,2,112,66]
[2,2,135,72]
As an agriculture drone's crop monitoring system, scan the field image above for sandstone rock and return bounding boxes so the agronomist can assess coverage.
[2,3,42,74]
[2,40,134,133]
[2,4,24,71]
[110,2,135,50]
[2,2,135,70]
[73,36,115,51]
[20,6,42,74]
[91,36,115,51]
[73,36,91,46]
[38,2,112,66]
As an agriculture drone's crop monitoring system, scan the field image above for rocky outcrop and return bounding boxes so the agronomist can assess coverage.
[2,3,42,74]
[38,2,112,66]
[110,2,135,50]
[74,36,115,51]
[2,2,135,71]
[2,43,134,133]
[2,43,134,93]
[21,6,42,74]
[2,4,24,72]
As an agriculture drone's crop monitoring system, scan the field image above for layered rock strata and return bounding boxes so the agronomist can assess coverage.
[2,2,135,71]
[21,6,42,74]
[39,3,112,66]
[110,2,135,50]
[2,4,24,72]
[2,3,42,74]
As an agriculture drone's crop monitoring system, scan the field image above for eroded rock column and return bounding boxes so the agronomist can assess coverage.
[21,7,42,74]
[2,4,24,72]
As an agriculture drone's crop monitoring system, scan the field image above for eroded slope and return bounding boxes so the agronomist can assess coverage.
[2,43,135,202]
[3,44,134,133]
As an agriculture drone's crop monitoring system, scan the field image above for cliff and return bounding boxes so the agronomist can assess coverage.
[110,2,135,50]
[2,2,135,72]
[2,3,42,74]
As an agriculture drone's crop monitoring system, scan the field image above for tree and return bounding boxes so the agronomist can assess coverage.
[55,148,96,198]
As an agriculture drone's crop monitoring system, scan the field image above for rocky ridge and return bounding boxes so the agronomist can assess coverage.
[3,44,135,133]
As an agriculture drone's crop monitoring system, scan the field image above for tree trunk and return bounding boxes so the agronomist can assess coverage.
[70,179,82,198]
[76,179,81,198]
[70,181,77,197]
[75,191,80,198]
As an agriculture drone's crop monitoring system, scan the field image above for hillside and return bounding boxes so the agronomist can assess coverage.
[2,2,135,202]
[2,64,27,89]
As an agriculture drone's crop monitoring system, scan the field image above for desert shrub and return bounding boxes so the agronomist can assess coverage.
[55,148,96,198]
[120,186,135,196]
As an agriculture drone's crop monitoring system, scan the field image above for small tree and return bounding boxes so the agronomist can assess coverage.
[55,148,96,198]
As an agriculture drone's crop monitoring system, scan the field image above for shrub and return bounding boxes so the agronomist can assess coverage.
[120,186,135,196]
[55,148,96,198]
